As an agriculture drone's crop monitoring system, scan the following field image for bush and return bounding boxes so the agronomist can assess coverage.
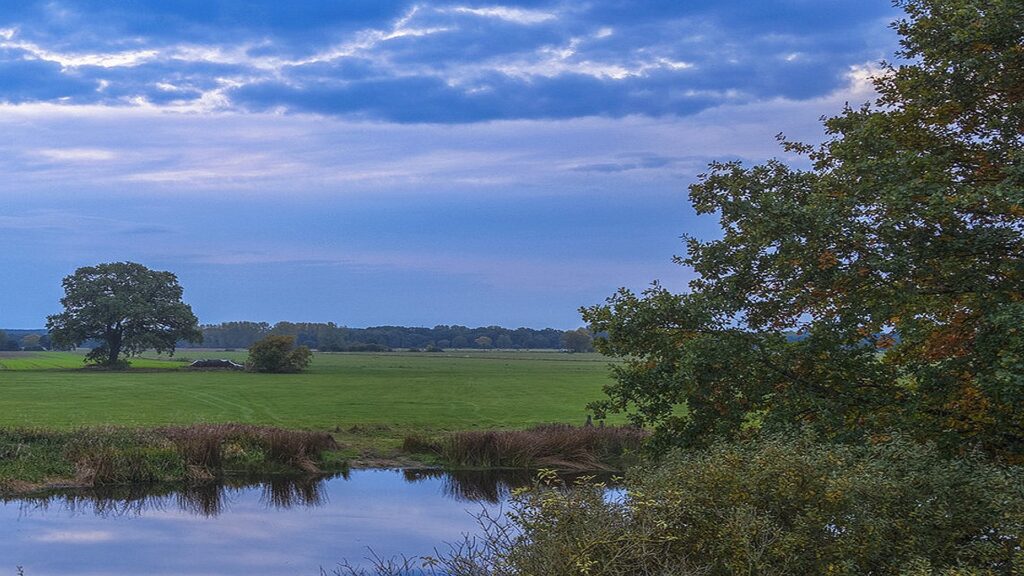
[339,436,1024,576]
[247,335,312,373]
[507,436,1024,576]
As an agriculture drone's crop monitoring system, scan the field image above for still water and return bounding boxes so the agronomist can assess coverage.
[2,469,599,576]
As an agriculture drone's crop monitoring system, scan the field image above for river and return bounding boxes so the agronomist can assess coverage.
[1,469,608,576]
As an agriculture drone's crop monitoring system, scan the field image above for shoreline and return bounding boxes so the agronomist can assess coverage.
[0,423,644,497]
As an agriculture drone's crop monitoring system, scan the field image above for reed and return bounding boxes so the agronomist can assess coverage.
[406,424,648,471]
[0,424,342,494]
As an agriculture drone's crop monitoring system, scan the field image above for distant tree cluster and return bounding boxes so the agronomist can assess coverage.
[190,322,569,351]
[560,328,594,353]
[0,330,19,351]
[0,330,52,351]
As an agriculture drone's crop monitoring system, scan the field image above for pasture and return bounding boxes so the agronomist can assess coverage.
[0,350,614,433]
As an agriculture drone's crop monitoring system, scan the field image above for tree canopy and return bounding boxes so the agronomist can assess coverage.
[247,335,312,373]
[583,0,1024,459]
[561,328,594,353]
[47,262,202,367]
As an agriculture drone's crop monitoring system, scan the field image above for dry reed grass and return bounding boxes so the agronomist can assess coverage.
[407,424,648,471]
[158,424,338,473]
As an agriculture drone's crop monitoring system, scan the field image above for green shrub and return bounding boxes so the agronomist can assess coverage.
[502,436,1024,576]
[339,436,1023,576]
[247,335,312,373]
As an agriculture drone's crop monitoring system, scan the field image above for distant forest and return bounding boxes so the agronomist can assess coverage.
[1,323,588,352]
[189,322,569,351]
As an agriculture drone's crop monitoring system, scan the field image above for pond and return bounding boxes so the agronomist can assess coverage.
[1,469,611,576]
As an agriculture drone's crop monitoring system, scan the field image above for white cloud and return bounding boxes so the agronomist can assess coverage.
[1,31,158,68]
[0,60,879,198]
[34,147,117,161]
[490,40,695,80]
[451,6,557,25]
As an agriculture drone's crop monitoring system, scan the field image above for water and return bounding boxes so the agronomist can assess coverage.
[0,469,609,576]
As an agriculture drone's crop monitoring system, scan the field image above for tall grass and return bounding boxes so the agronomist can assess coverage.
[405,424,648,471]
[0,424,341,494]
[158,424,337,474]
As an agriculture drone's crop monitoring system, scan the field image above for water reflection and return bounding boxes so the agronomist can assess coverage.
[6,473,343,518]
[1,469,615,576]
[4,468,613,517]
[403,468,616,504]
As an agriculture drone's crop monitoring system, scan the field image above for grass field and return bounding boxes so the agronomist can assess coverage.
[0,350,624,490]
[0,350,614,432]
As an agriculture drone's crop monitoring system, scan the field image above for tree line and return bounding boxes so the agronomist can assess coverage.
[190,321,591,352]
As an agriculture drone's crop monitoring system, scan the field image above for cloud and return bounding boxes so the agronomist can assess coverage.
[450,6,557,25]
[0,1,900,123]
[570,153,680,173]
[34,147,117,161]
[0,61,880,197]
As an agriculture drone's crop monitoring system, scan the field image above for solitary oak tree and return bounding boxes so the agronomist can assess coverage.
[584,0,1024,459]
[47,262,202,367]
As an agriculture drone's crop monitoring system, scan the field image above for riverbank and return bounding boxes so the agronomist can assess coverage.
[0,425,345,495]
[0,423,646,496]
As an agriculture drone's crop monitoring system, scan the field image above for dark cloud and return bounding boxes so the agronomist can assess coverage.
[0,53,97,102]
[0,0,900,122]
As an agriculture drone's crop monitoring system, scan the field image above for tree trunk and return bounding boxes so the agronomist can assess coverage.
[106,330,122,366]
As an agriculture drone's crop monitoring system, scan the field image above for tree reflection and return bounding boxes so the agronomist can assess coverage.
[4,468,614,517]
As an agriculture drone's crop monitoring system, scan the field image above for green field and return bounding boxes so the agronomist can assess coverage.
[0,350,614,432]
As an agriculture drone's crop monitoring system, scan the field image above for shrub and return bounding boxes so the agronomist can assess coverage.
[505,436,1024,576]
[247,335,312,373]
[340,436,1024,576]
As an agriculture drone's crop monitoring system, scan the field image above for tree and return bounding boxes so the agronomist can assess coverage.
[584,0,1024,458]
[20,334,42,351]
[474,336,493,349]
[561,328,594,353]
[247,335,312,373]
[0,330,17,351]
[47,262,202,367]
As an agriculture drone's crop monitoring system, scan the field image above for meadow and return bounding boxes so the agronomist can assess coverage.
[0,350,614,432]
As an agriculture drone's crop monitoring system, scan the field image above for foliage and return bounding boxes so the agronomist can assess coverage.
[561,328,594,353]
[46,262,202,367]
[247,335,312,373]
[192,321,567,351]
[0,330,20,351]
[343,436,1024,576]
[583,0,1024,458]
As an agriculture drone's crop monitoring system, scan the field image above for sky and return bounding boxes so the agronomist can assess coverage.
[0,0,901,329]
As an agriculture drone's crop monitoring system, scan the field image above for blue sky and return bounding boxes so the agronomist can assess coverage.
[0,0,899,329]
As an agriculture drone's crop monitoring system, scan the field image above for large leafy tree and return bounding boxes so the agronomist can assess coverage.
[584,0,1024,458]
[47,262,202,367]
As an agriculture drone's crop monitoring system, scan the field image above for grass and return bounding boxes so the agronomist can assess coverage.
[0,425,342,494]
[0,350,612,429]
[404,424,649,470]
[0,350,620,474]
